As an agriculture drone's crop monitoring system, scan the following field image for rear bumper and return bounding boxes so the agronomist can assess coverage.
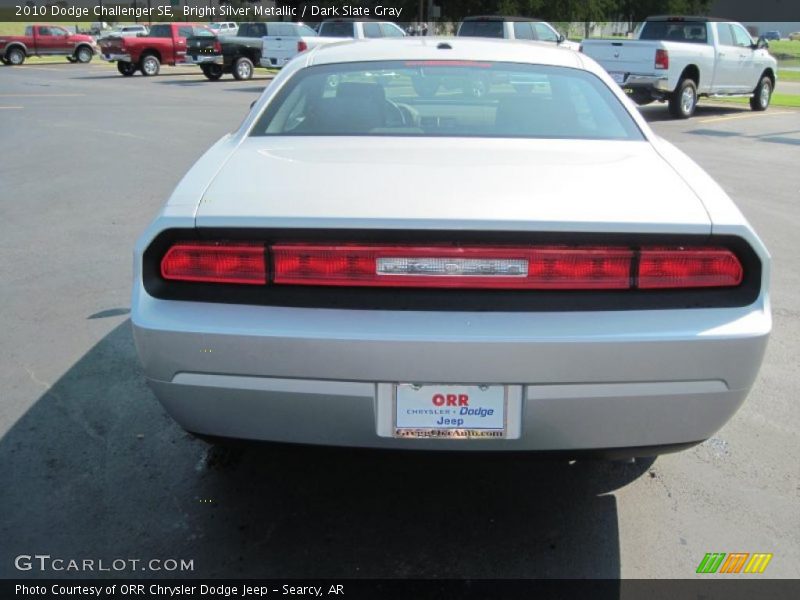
[101,52,130,62]
[132,284,770,452]
[622,73,672,93]
[186,54,224,66]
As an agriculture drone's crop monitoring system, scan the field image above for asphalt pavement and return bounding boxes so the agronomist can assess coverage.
[0,60,798,579]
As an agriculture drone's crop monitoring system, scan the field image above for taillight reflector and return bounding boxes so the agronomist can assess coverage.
[638,248,743,289]
[271,245,634,289]
[655,49,669,70]
[161,242,266,285]
[297,40,308,52]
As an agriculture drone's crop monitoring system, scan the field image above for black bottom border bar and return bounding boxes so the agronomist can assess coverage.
[4,580,800,600]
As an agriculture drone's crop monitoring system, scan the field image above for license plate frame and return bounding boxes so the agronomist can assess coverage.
[392,383,508,440]
[610,71,627,84]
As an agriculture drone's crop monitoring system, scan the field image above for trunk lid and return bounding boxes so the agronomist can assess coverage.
[195,137,710,234]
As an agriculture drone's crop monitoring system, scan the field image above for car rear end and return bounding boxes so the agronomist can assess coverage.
[132,44,770,454]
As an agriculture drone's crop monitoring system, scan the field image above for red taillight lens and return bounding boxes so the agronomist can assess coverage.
[297,40,308,52]
[161,242,266,285]
[638,247,743,289]
[213,40,222,53]
[272,245,634,290]
[655,49,669,70]
[158,242,744,291]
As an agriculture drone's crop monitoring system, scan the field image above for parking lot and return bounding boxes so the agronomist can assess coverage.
[0,60,798,579]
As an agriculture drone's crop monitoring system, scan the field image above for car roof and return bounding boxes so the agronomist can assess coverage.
[461,15,545,23]
[307,37,582,69]
[645,15,729,22]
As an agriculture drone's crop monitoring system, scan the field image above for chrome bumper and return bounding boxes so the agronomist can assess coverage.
[186,54,224,65]
[101,52,131,62]
[622,73,672,92]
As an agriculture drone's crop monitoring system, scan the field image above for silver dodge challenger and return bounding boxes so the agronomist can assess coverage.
[132,37,771,455]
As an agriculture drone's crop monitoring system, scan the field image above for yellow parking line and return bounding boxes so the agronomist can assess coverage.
[698,110,792,124]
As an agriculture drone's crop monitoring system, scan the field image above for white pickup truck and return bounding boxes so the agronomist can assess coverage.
[261,19,406,68]
[581,16,777,118]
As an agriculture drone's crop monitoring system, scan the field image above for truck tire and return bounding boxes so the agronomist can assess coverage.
[201,64,223,81]
[750,76,772,111]
[66,56,78,63]
[6,47,25,66]
[668,78,697,119]
[117,61,136,76]
[1,57,9,65]
[140,54,160,77]
[232,57,254,81]
[75,45,93,64]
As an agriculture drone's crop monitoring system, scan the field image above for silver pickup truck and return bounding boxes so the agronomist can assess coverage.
[581,16,777,118]
[260,20,406,69]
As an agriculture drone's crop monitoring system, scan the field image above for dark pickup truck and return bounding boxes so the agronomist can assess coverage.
[186,22,276,81]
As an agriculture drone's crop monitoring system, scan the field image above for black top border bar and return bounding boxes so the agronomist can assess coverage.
[0,1,797,23]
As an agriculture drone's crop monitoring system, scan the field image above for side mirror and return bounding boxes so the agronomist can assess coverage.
[557,34,566,44]
[756,36,769,49]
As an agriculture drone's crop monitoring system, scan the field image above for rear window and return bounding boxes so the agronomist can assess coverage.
[639,21,708,43]
[148,24,171,38]
[318,22,355,38]
[251,61,643,140]
[458,20,505,38]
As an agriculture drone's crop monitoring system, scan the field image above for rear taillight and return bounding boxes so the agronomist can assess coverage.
[272,245,633,289]
[158,242,744,290]
[213,40,222,53]
[655,49,669,70]
[160,242,266,285]
[297,40,308,53]
[638,248,743,289]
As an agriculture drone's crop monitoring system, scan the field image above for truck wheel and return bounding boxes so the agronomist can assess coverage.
[6,47,25,66]
[75,46,93,64]
[201,64,223,81]
[140,54,160,77]
[750,76,772,111]
[117,61,136,76]
[232,57,254,81]
[0,57,9,65]
[66,56,78,63]
[668,79,697,119]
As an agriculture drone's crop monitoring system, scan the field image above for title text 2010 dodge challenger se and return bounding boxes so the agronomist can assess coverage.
[132,38,770,456]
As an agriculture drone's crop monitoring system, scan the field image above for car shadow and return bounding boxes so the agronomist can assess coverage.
[155,78,272,88]
[73,71,203,80]
[0,321,651,580]
[639,103,750,122]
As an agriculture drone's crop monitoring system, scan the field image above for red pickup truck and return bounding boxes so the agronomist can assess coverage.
[0,25,98,66]
[99,22,215,76]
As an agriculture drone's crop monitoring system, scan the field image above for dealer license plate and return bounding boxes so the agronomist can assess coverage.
[394,384,506,439]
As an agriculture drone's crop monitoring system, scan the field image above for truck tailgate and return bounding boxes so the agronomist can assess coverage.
[263,36,298,67]
[581,40,659,79]
[99,36,125,55]
[187,36,219,57]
